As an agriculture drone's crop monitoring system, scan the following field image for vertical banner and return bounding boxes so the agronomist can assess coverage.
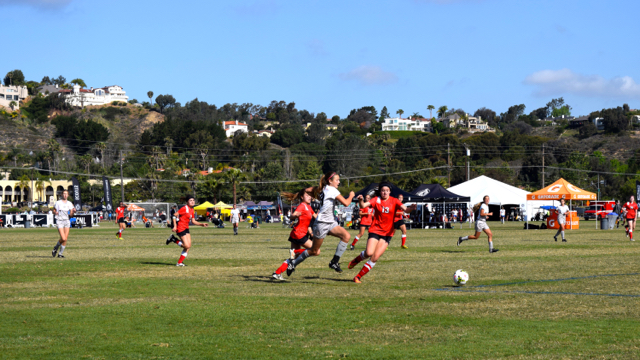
[277,193,283,216]
[71,177,82,212]
[636,180,640,203]
[103,176,114,212]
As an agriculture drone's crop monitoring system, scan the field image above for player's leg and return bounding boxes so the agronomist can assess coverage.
[400,224,408,249]
[273,242,301,280]
[352,225,366,250]
[554,223,563,241]
[328,225,351,273]
[176,233,191,266]
[559,223,566,242]
[349,235,376,269]
[287,235,323,276]
[629,220,635,241]
[458,230,482,246]
[354,237,384,283]
[53,224,68,257]
[485,228,498,253]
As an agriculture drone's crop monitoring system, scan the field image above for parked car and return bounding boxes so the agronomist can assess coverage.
[583,201,615,220]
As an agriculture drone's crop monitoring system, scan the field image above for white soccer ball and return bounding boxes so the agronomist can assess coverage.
[453,269,469,286]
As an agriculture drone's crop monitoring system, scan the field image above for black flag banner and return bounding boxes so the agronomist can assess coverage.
[636,180,640,203]
[103,176,114,212]
[71,177,82,212]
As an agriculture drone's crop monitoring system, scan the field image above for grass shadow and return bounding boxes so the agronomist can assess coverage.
[439,250,464,253]
[140,261,175,266]
[26,256,56,258]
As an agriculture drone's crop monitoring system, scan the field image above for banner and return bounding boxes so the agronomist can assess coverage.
[636,180,640,203]
[277,193,283,216]
[71,177,82,212]
[103,176,114,212]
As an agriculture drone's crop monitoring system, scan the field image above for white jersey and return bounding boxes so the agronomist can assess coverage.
[477,204,489,223]
[557,205,570,220]
[230,209,240,223]
[317,186,340,223]
[54,200,74,222]
[500,209,505,217]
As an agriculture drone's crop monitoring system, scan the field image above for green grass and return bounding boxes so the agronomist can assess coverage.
[1,222,640,359]
[373,130,421,139]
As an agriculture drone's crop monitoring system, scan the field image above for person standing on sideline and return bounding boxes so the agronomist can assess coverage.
[500,207,506,224]
[286,172,355,276]
[457,195,499,253]
[554,199,570,242]
[230,204,242,235]
[169,205,177,229]
[51,190,76,258]
[393,194,409,249]
[351,194,373,250]
[623,196,638,241]
[115,202,126,239]
[613,200,622,228]
[165,195,208,266]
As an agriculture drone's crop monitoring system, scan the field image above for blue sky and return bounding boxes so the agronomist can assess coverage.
[3,0,640,118]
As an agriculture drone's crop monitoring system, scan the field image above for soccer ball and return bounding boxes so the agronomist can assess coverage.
[453,269,469,286]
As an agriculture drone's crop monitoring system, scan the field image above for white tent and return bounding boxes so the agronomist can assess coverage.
[448,176,554,218]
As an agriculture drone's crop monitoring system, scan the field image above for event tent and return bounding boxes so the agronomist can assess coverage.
[410,184,470,203]
[193,201,215,216]
[354,183,424,202]
[448,175,546,206]
[526,178,597,201]
[212,201,232,209]
[126,204,145,211]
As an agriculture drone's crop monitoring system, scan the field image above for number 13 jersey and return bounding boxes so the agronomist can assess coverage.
[368,196,403,237]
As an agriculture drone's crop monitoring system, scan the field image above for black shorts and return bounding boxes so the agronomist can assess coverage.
[394,220,405,229]
[369,232,393,243]
[359,224,370,229]
[117,218,126,224]
[177,229,190,237]
[288,234,309,246]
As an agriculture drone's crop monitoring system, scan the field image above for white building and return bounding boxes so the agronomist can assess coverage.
[0,84,28,110]
[382,117,432,132]
[224,120,249,137]
[61,84,129,107]
[441,113,493,133]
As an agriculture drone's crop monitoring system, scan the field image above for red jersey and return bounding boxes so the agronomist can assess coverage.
[176,205,194,232]
[291,203,314,240]
[394,208,404,222]
[368,196,404,237]
[115,206,125,220]
[623,202,638,219]
[360,207,374,226]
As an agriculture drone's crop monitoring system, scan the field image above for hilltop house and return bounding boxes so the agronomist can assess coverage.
[441,113,493,133]
[224,120,249,137]
[0,84,28,110]
[382,117,432,132]
[59,84,129,107]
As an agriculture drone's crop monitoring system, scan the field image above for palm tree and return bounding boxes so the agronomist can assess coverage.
[147,91,154,105]
[47,139,61,173]
[164,137,174,156]
[96,142,107,169]
[15,175,30,203]
[70,78,87,88]
[427,105,435,119]
[396,109,404,119]
[223,169,247,206]
[35,178,44,202]
[437,106,448,118]
[79,154,92,175]
[9,101,17,111]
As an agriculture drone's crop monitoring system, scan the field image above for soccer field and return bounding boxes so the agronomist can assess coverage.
[1,222,639,359]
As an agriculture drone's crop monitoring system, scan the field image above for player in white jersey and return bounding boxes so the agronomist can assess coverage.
[286,171,355,276]
[230,204,242,235]
[51,190,76,258]
[457,195,499,253]
[554,198,570,242]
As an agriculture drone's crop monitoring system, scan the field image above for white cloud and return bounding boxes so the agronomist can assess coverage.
[524,68,640,100]
[0,0,72,8]
[339,65,398,86]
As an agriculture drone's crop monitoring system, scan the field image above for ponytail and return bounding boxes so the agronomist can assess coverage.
[472,202,482,213]
[282,187,314,203]
[311,171,337,198]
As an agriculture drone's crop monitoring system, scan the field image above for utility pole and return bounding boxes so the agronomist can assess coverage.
[465,145,470,181]
[447,143,451,187]
[542,144,545,188]
[120,150,124,203]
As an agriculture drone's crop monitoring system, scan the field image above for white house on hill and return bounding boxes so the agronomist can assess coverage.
[224,120,249,137]
[0,84,28,110]
[382,117,432,132]
[61,84,129,107]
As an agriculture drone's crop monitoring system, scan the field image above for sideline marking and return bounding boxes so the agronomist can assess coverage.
[435,273,640,298]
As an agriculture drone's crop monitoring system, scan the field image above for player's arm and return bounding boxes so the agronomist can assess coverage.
[336,191,355,206]
[480,208,492,217]
[400,203,417,213]
[356,195,371,209]
[359,209,368,216]
[172,214,179,232]
[191,218,208,227]
[69,206,76,217]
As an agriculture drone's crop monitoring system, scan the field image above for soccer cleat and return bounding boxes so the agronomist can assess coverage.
[350,244,355,251]
[457,237,463,247]
[52,248,58,257]
[176,263,186,267]
[562,239,567,243]
[329,261,343,273]
[166,235,175,245]
[272,273,285,281]
[289,249,295,260]
[286,260,296,276]
[57,254,65,258]
[554,236,557,242]
[489,248,500,253]
[631,239,635,242]
[353,276,362,283]
[348,259,358,270]
[115,232,120,239]
[401,245,408,249]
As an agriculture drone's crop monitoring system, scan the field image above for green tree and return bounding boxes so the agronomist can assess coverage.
[78,154,93,175]
[224,169,247,206]
[437,106,448,118]
[396,109,404,118]
[96,142,107,169]
[70,78,87,88]
[379,106,390,121]
[15,175,30,203]
[4,69,25,86]
[8,101,17,111]
[155,94,176,113]
[427,105,435,118]
[147,91,154,104]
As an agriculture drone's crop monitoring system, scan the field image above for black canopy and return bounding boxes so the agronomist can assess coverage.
[410,184,470,203]
[354,183,424,202]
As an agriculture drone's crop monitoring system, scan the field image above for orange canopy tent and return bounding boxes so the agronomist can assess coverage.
[527,178,596,201]
[126,204,145,211]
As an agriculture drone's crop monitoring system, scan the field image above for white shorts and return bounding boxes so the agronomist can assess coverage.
[312,221,339,240]
[475,221,489,233]
[231,219,239,225]
[57,220,71,229]
[558,217,566,225]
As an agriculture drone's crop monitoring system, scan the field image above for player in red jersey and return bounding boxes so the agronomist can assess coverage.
[350,194,373,250]
[165,195,208,266]
[393,194,409,249]
[623,195,638,241]
[115,202,126,239]
[271,188,317,281]
[348,183,416,283]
